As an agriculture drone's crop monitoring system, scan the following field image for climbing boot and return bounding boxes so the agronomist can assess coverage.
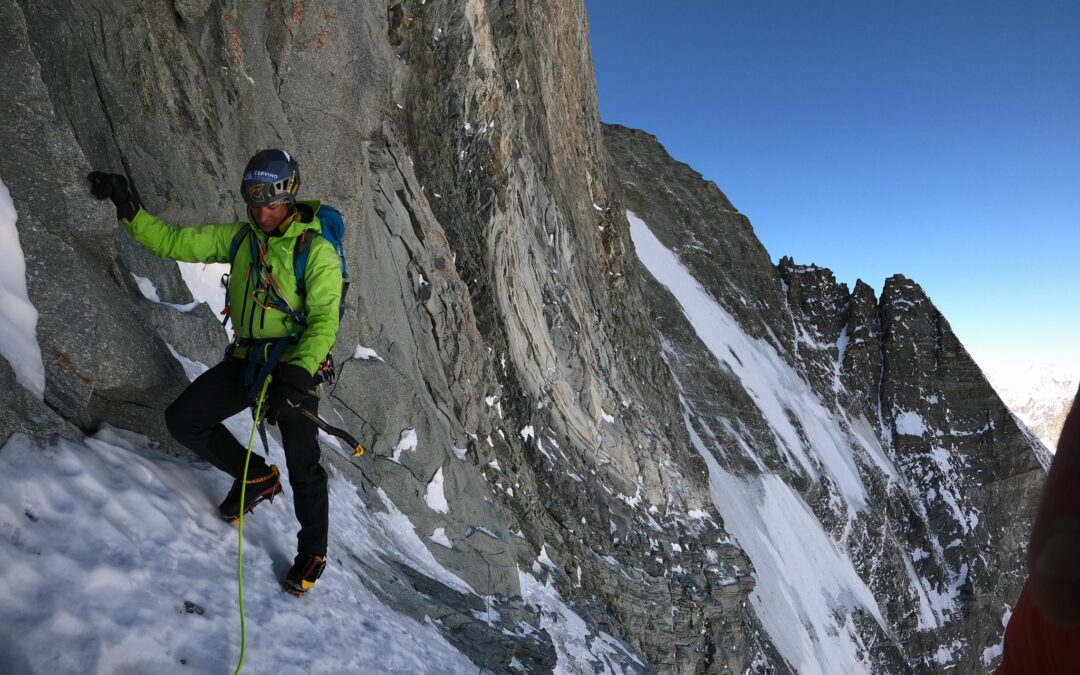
[218,465,283,524]
[282,553,326,597]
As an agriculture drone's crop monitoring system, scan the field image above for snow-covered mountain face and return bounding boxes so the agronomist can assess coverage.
[604,125,1049,673]
[0,1,1048,673]
[985,365,1078,453]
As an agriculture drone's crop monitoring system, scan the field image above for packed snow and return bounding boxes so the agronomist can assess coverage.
[0,427,477,674]
[0,178,45,400]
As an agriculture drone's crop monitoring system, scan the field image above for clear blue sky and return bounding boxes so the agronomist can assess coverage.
[586,0,1080,372]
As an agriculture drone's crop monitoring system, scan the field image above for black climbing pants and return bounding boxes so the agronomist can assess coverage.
[165,358,329,557]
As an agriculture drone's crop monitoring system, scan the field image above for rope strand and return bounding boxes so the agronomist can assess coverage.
[233,375,273,675]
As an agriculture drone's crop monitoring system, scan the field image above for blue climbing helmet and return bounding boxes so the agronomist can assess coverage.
[241,149,300,207]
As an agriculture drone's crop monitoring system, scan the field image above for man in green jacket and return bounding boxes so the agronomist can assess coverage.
[88,149,341,596]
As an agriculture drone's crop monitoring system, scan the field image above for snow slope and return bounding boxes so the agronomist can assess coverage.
[0,427,476,674]
[627,213,871,516]
[0,348,642,674]
[631,211,888,674]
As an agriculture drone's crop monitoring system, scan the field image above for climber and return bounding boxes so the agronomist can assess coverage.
[997,384,1080,672]
[88,149,342,596]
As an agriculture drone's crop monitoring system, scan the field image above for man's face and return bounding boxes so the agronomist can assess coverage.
[251,202,291,233]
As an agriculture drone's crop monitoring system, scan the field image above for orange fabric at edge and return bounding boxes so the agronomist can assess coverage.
[997,581,1080,674]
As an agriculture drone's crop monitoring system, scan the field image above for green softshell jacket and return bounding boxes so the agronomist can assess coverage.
[122,200,342,375]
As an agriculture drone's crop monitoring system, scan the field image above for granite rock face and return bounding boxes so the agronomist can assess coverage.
[1,1,765,672]
[605,123,1048,672]
[0,0,1047,672]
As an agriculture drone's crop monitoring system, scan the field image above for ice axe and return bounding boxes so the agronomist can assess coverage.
[301,409,366,457]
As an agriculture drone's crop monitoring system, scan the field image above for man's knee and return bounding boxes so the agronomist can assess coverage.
[165,396,200,441]
[289,460,328,491]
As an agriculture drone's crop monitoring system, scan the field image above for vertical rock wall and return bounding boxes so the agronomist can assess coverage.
[389,1,767,670]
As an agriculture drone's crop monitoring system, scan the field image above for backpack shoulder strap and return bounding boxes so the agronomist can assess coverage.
[293,231,315,298]
[229,227,250,267]
[221,227,252,326]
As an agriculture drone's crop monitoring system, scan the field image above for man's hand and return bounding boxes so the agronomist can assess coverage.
[267,364,315,424]
[87,171,140,220]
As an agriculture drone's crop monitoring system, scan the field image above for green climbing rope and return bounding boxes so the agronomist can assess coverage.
[234,375,273,675]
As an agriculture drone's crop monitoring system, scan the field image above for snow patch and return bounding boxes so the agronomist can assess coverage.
[425,467,450,513]
[895,410,928,436]
[536,437,556,463]
[176,261,230,322]
[0,179,45,400]
[391,428,418,463]
[353,344,384,361]
[982,605,1013,666]
[131,273,200,312]
[833,327,849,393]
[166,343,209,381]
[430,527,453,548]
[518,569,644,673]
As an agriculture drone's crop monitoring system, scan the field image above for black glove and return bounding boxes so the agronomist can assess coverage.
[87,171,141,221]
[267,364,315,424]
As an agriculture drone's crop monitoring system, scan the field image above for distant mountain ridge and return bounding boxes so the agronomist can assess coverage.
[986,365,1079,453]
